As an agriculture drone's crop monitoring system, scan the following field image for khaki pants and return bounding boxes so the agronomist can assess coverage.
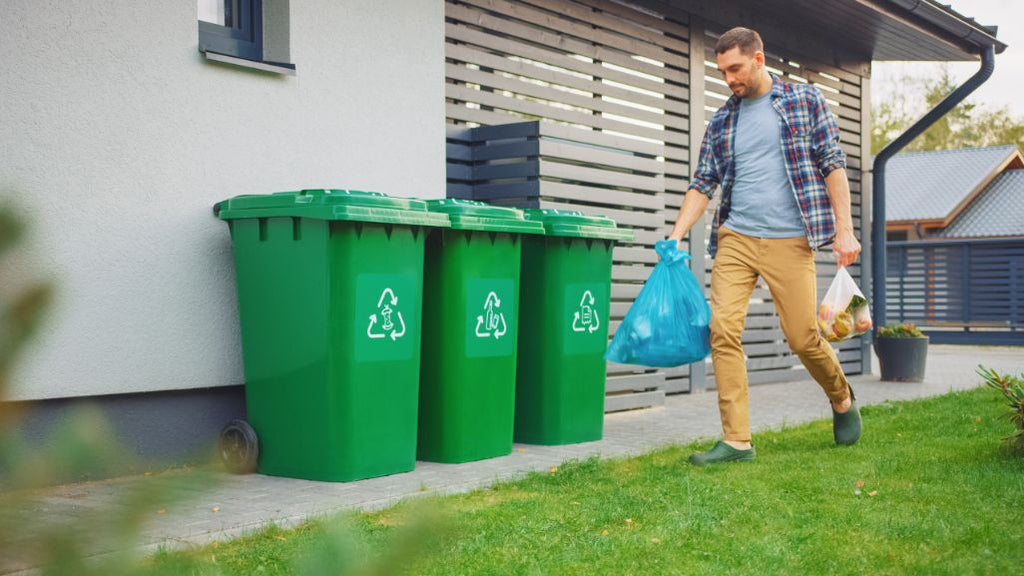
[710,226,850,442]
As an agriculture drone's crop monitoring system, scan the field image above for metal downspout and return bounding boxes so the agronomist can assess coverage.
[870,44,996,334]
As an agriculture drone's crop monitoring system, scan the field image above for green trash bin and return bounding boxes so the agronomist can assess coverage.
[214,189,449,481]
[515,209,633,445]
[418,199,545,463]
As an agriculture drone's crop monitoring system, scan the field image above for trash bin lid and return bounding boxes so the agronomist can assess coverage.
[425,199,545,235]
[523,209,633,241]
[214,189,451,227]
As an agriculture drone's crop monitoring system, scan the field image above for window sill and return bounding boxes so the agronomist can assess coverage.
[203,51,296,76]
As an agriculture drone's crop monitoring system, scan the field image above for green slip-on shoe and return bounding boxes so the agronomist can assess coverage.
[688,441,756,466]
[833,384,862,446]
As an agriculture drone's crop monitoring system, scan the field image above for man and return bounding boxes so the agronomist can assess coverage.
[667,27,862,465]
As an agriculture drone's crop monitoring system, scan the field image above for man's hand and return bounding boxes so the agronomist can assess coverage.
[833,228,861,267]
[656,234,683,262]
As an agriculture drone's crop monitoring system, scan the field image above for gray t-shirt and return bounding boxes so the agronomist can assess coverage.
[724,92,806,238]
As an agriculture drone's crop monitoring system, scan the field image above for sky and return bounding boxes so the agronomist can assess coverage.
[872,0,1024,117]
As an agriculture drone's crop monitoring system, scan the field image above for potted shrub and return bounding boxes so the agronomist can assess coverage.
[874,323,929,382]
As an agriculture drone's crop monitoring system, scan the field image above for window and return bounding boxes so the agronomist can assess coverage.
[198,0,294,74]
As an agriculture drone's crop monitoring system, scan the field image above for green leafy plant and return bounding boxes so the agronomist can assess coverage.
[1,204,441,574]
[872,66,1024,154]
[877,323,925,338]
[0,206,54,417]
[0,204,212,574]
[977,365,1024,455]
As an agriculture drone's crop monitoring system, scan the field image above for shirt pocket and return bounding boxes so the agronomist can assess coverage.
[787,124,813,157]
[785,103,814,140]
[788,119,812,141]
[791,126,812,142]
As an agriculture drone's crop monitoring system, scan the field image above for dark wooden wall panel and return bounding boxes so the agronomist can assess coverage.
[445,0,872,411]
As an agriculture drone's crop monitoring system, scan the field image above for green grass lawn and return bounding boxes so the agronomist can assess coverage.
[154,387,1024,576]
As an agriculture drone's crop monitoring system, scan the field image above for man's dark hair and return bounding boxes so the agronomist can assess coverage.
[715,27,763,56]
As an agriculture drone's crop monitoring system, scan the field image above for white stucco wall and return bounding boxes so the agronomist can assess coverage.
[1,1,445,400]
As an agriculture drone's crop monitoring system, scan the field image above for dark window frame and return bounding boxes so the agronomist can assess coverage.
[887,230,909,242]
[198,0,264,63]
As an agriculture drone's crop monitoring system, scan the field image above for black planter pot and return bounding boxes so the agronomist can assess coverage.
[874,336,929,382]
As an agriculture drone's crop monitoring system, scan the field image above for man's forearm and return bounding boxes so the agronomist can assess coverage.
[668,189,711,241]
[825,167,862,266]
[825,168,854,233]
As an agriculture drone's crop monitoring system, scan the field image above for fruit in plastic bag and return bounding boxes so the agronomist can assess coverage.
[832,311,852,340]
[818,267,872,343]
[605,240,711,367]
[854,305,872,333]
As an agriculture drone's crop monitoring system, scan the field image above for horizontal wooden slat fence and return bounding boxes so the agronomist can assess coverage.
[445,0,872,412]
[887,238,1024,345]
[446,0,690,411]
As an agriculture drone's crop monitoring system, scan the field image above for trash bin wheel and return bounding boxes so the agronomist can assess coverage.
[219,419,259,474]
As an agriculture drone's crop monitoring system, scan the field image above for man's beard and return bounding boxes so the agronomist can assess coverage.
[731,83,755,98]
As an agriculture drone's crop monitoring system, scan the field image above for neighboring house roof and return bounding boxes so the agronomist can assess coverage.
[885,145,1022,224]
[936,169,1024,238]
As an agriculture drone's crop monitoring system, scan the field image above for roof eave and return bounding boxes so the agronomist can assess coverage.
[870,0,1007,59]
[886,219,944,228]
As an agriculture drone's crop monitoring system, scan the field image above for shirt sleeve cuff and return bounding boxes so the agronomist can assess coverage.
[690,178,718,199]
[820,158,846,178]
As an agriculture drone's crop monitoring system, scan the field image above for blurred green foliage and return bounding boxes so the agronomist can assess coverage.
[0,203,441,574]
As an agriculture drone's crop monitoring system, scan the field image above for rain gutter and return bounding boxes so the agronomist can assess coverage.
[870,44,996,334]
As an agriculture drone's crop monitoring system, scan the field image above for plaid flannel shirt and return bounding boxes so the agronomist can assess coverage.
[690,75,846,256]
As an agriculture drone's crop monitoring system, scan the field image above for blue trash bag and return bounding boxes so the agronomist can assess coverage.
[605,240,711,367]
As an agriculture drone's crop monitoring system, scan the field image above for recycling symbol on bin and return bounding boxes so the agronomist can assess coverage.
[475,291,508,340]
[572,290,600,334]
[367,288,407,341]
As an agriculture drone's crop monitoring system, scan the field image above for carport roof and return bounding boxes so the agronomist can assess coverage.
[655,0,1005,62]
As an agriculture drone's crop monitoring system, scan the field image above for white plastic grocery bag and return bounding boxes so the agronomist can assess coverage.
[818,267,872,342]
